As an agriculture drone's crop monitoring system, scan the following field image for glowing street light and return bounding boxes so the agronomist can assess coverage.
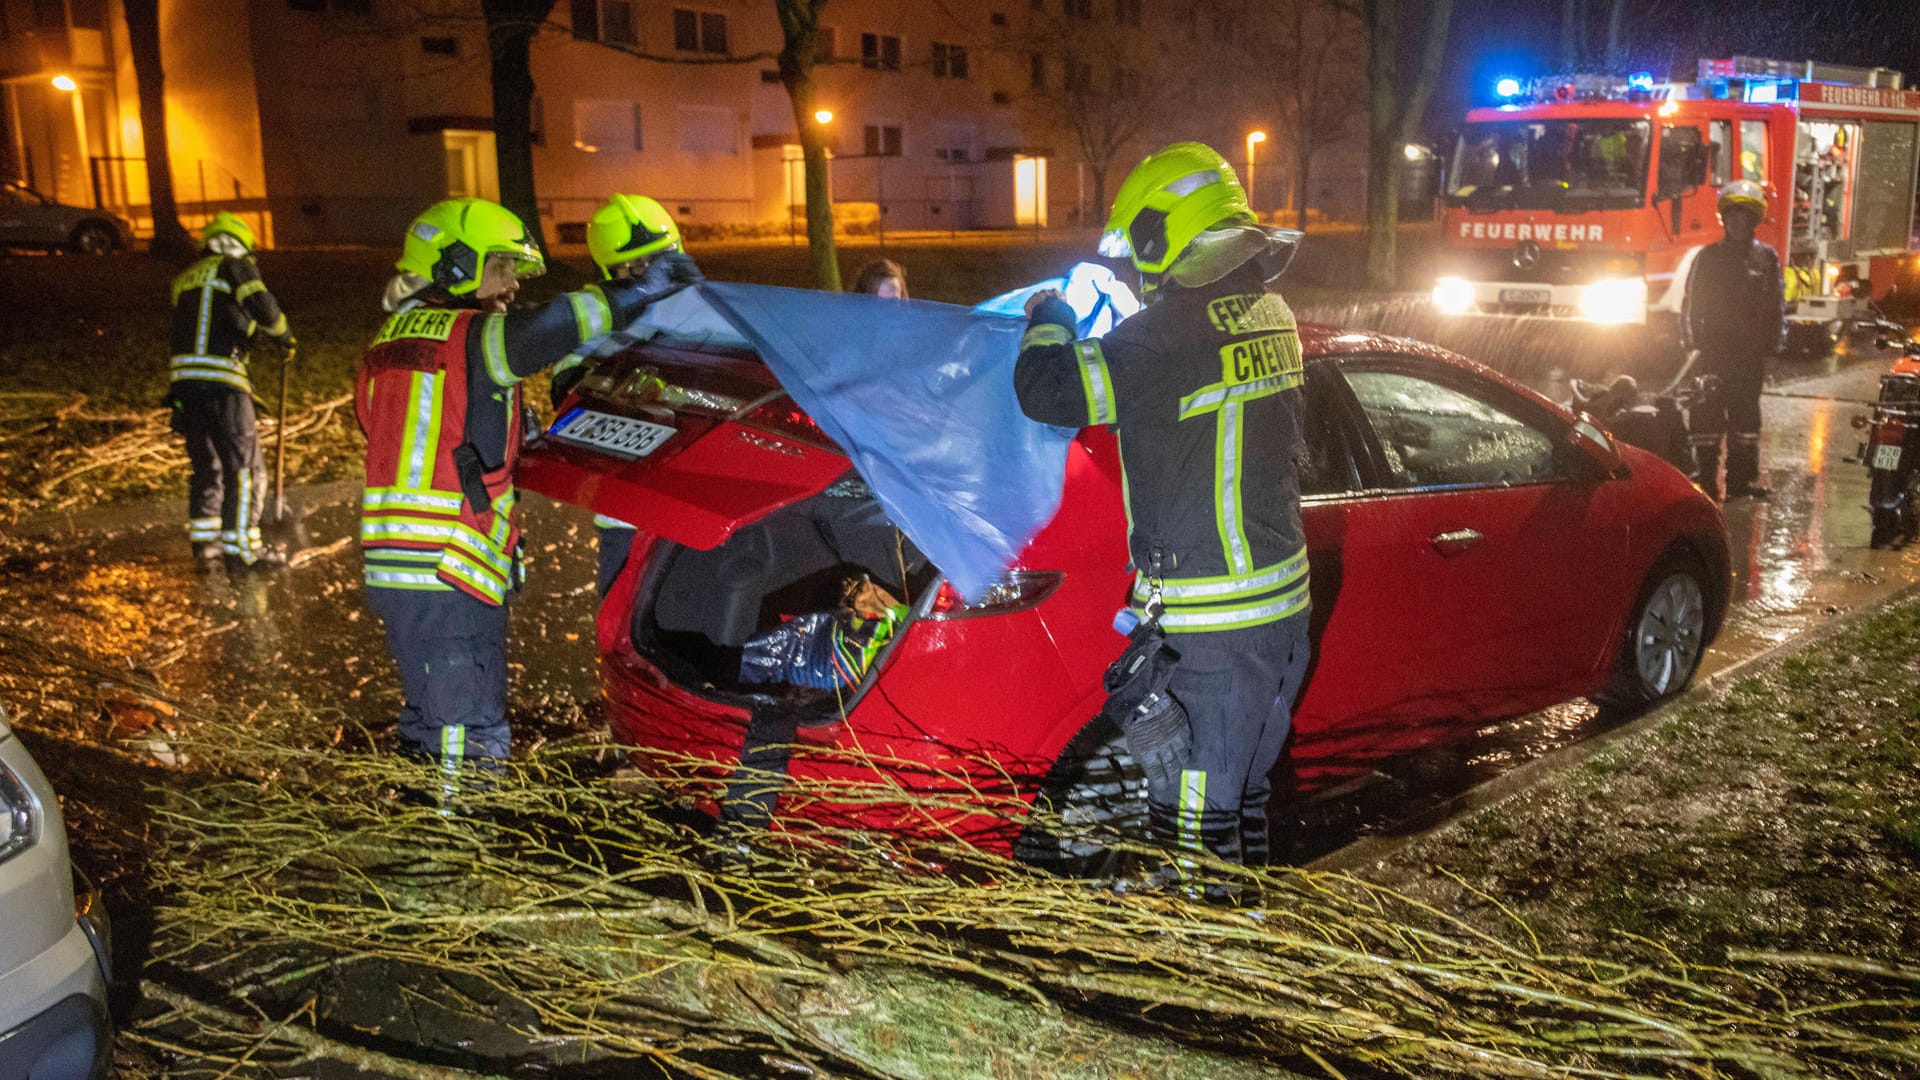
[813,109,833,125]
[1404,143,1425,161]
[1245,130,1267,214]
[51,74,77,91]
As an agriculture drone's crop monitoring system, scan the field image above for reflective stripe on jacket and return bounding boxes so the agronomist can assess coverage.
[167,253,289,392]
[356,307,525,604]
[1014,263,1309,633]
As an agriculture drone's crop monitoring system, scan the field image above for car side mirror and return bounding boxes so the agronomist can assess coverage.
[1563,414,1626,481]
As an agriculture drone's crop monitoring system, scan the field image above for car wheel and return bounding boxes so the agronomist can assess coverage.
[1599,551,1709,709]
[1013,716,1149,878]
[69,223,116,255]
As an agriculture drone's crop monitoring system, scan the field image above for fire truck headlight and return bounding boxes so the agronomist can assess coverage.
[1579,278,1646,324]
[1431,277,1475,315]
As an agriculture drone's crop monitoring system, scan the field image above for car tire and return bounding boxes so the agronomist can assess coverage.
[68,223,116,255]
[1013,716,1149,878]
[1598,550,1709,710]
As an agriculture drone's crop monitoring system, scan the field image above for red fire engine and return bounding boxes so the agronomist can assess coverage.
[1432,56,1920,351]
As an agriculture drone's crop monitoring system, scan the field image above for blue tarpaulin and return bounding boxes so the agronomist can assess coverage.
[660,268,1132,602]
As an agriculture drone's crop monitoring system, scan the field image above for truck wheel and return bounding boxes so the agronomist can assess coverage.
[1597,550,1709,711]
[68,223,117,255]
[1014,717,1149,878]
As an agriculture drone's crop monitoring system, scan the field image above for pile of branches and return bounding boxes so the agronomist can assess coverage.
[127,716,1920,1080]
[0,390,355,521]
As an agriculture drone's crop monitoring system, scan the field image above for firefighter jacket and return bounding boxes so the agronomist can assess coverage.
[167,253,289,392]
[1014,262,1309,633]
[1682,236,1786,361]
[355,281,654,604]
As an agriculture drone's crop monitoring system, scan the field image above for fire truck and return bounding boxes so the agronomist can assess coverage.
[1431,56,1920,352]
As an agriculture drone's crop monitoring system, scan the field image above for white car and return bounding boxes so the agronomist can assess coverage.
[0,706,111,1079]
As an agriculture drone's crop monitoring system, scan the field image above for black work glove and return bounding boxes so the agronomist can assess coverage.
[550,363,586,408]
[1101,619,1191,794]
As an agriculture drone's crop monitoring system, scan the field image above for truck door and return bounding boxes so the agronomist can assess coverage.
[1656,123,1715,244]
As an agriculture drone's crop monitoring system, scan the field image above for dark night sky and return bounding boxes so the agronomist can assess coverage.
[1428,0,1920,132]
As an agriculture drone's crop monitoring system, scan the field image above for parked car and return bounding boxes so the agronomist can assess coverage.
[0,182,132,254]
[0,706,112,1079]
[519,300,1730,860]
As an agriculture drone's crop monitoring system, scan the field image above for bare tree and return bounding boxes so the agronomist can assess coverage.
[1559,0,1630,70]
[1250,0,1366,231]
[1362,0,1452,289]
[775,0,840,291]
[122,0,195,260]
[481,0,559,251]
[1016,9,1164,224]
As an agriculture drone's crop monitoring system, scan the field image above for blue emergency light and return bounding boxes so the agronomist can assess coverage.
[1628,71,1655,91]
[1495,77,1522,98]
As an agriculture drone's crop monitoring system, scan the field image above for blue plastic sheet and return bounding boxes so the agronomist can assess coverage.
[696,267,1135,602]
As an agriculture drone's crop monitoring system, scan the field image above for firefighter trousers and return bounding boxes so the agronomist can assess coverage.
[175,382,265,562]
[1689,358,1765,497]
[1147,612,1312,866]
[367,586,512,763]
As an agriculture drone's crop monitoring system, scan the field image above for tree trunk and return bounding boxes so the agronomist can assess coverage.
[776,0,840,291]
[1363,0,1452,290]
[481,0,557,252]
[1294,147,1313,233]
[1606,0,1627,69]
[122,0,195,261]
[1090,164,1108,228]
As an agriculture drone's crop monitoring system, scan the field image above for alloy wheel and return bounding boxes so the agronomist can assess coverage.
[1635,571,1705,696]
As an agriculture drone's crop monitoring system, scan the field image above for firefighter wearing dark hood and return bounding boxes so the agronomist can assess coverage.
[1684,179,1785,501]
[1013,142,1312,870]
[165,211,293,569]
[357,197,700,782]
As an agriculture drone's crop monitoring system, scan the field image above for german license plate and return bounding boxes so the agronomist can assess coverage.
[1873,443,1903,471]
[549,407,675,459]
[1500,287,1551,305]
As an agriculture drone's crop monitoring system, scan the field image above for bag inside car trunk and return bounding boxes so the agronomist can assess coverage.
[633,476,936,724]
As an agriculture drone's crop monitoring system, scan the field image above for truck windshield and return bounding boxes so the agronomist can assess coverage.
[1448,119,1651,210]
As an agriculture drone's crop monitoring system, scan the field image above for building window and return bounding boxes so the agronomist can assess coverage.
[932,42,968,79]
[990,12,1008,26]
[67,0,106,30]
[861,33,901,71]
[570,0,597,39]
[934,146,969,163]
[420,36,459,56]
[1029,53,1045,89]
[1062,0,1091,16]
[1115,0,1142,24]
[679,105,739,155]
[574,99,643,153]
[1063,59,1092,92]
[864,125,903,157]
[674,9,729,54]
[601,1,635,45]
[1112,65,1139,97]
[815,26,836,62]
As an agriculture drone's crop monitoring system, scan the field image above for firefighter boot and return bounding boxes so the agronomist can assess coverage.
[1726,434,1770,499]
[1692,440,1724,502]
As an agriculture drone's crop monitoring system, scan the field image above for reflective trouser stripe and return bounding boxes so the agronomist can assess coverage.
[187,517,221,543]
[1176,769,1207,853]
[1133,549,1309,605]
[593,514,635,529]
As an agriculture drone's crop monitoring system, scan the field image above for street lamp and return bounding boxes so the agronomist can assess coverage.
[51,74,77,92]
[814,109,833,125]
[1245,130,1267,215]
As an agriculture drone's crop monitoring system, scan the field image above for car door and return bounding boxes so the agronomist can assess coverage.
[0,187,30,245]
[1319,354,1632,728]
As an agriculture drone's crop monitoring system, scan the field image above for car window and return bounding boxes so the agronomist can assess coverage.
[1343,366,1559,488]
[1299,367,1360,497]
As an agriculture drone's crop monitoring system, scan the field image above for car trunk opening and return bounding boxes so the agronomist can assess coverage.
[633,477,940,726]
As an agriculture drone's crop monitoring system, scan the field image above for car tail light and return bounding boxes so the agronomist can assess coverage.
[925,572,1064,620]
[1878,417,1906,444]
[738,396,838,451]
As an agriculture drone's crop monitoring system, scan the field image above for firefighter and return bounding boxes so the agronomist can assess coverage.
[1014,142,1312,870]
[166,211,293,569]
[548,194,688,597]
[1684,179,1786,501]
[359,197,699,775]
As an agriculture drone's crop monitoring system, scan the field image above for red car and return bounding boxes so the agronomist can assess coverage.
[520,314,1729,860]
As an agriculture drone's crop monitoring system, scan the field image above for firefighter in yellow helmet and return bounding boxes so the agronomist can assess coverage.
[1682,180,1784,501]
[1014,143,1311,884]
[548,194,686,597]
[165,211,294,570]
[358,197,700,780]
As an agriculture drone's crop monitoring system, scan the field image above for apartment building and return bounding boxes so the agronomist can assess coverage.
[1,0,1362,247]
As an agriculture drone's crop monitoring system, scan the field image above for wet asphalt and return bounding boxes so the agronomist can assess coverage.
[5,342,1919,865]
